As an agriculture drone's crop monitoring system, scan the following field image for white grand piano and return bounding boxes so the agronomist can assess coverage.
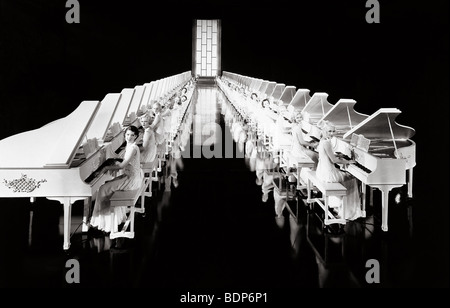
[286,88,311,116]
[0,71,194,250]
[333,108,416,231]
[0,92,141,250]
[0,101,109,250]
[320,98,369,138]
[301,92,334,142]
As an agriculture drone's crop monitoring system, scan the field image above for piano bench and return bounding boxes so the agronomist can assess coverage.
[109,177,149,240]
[142,161,158,198]
[305,170,347,227]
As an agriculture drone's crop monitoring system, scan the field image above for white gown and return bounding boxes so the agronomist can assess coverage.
[316,138,362,221]
[90,143,144,232]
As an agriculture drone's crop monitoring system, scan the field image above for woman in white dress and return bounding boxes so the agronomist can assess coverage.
[316,121,362,221]
[90,125,144,233]
[139,113,158,170]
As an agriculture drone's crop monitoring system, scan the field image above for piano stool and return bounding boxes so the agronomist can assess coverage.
[305,170,347,227]
[281,150,315,191]
[273,174,299,223]
[142,162,159,198]
[109,177,150,240]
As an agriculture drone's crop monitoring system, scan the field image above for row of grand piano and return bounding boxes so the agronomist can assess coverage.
[0,71,196,250]
[217,71,416,232]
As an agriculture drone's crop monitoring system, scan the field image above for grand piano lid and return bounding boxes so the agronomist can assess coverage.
[111,88,135,127]
[0,100,101,168]
[140,82,155,109]
[321,99,369,127]
[152,78,165,98]
[264,82,277,97]
[301,92,333,118]
[279,86,296,105]
[257,80,269,95]
[271,83,286,100]
[251,79,263,93]
[288,89,311,111]
[128,85,145,119]
[343,108,416,140]
[84,93,121,141]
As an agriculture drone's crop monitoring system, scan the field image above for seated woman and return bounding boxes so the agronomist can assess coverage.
[287,111,320,182]
[139,113,158,171]
[316,121,362,221]
[149,102,166,149]
[90,125,144,233]
[161,99,176,154]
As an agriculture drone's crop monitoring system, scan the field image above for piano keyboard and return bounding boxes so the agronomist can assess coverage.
[335,152,372,174]
[84,158,121,184]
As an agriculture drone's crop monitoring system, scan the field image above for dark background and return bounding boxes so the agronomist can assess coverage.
[0,0,448,286]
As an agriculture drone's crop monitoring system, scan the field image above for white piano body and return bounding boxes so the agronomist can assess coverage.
[320,98,369,138]
[0,90,143,250]
[268,83,286,110]
[333,108,416,231]
[287,88,311,115]
[0,71,193,250]
[0,101,108,250]
[301,92,334,142]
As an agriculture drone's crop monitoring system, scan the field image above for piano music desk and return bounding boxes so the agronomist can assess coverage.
[306,170,347,227]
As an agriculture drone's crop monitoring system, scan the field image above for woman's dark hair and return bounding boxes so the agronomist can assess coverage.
[261,98,269,108]
[125,125,140,139]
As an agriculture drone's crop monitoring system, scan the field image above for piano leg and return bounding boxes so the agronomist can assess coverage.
[361,184,366,218]
[48,196,85,250]
[407,168,413,198]
[374,185,403,232]
[380,188,389,232]
[82,197,92,232]
[28,197,36,247]
[370,187,374,207]
[62,199,72,250]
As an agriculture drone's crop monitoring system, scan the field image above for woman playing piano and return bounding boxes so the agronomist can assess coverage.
[89,125,144,233]
[287,111,320,182]
[139,113,158,170]
[316,121,362,221]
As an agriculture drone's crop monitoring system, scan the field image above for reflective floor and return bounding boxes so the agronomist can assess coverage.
[1,85,448,293]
